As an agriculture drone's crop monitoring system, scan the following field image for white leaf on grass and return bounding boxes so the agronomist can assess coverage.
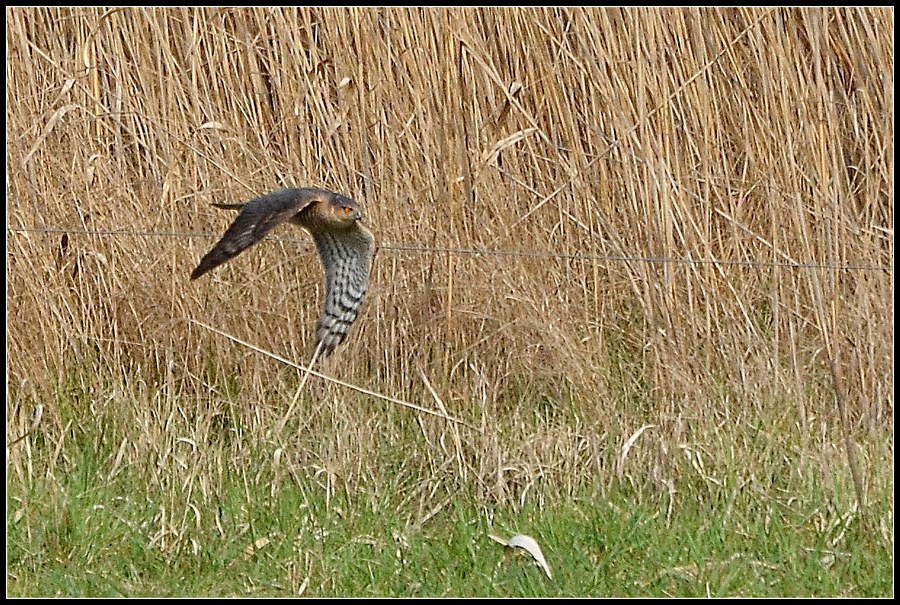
[489,533,553,579]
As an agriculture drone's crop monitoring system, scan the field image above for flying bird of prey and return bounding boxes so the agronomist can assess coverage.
[191,187,375,356]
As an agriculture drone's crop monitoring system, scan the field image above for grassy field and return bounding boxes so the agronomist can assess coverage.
[6,7,893,597]
[7,442,892,597]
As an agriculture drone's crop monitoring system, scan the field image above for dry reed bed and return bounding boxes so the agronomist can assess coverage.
[6,8,893,502]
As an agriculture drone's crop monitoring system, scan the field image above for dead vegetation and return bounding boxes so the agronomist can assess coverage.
[6,8,893,508]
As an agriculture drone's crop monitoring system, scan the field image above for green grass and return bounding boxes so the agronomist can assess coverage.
[7,394,892,598]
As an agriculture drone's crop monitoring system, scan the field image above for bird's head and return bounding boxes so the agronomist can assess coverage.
[327,194,365,226]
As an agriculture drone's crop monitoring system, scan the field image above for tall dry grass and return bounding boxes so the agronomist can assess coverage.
[6,8,893,507]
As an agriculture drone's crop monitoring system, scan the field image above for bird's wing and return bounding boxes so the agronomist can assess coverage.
[311,223,376,356]
[191,189,314,280]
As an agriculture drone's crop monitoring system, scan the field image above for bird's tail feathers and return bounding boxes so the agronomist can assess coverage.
[212,202,245,210]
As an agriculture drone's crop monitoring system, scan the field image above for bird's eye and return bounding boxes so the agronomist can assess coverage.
[342,207,354,215]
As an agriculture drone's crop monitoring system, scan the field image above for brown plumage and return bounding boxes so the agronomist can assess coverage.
[191,187,375,356]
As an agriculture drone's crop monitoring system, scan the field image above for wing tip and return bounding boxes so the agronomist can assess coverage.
[190,257,214,280]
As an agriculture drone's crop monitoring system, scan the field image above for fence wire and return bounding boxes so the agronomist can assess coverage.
[6,225,892,273]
